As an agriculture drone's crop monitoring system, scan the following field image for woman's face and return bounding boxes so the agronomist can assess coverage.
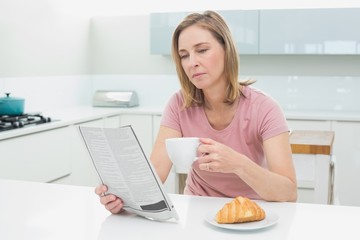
[178,25,226,90]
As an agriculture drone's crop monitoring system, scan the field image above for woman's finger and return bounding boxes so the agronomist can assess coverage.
[95,185,107,196]
[106,198,124,214]
[100,194,116,205]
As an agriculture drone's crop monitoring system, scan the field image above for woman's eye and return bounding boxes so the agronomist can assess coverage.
[198,49,208,53]
[180,54,189,59]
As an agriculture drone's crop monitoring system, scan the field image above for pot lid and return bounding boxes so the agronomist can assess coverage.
[0,93,25,101]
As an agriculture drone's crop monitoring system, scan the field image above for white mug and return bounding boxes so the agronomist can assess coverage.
[165,137,200,173]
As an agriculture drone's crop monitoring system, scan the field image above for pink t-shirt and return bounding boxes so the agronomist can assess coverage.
[161,86,289,199]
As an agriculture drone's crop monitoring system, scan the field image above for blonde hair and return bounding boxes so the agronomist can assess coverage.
[171,10,254,108]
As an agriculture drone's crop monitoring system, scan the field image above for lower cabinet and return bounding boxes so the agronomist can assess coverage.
[64,114,155,187]
[5,111,357,206]
[61,116,121,187]
[66,118,105,187]
[332,121,360,206]
[0,126,72,183]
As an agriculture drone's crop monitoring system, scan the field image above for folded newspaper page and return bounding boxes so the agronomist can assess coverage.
[78,125,179,221]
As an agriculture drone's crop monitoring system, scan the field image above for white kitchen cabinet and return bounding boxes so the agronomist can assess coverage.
[332,121,360,206]
[62,114,154,187]
[0,126,72,183]
[259,8,360,54]
[218,10,259,54]
[150,12,187,55]
[150,10,259,55]
[103,115,121,127]
[66,118,106,187]
[55,116,120,187]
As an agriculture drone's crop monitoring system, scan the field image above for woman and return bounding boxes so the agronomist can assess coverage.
[96,10,297,214]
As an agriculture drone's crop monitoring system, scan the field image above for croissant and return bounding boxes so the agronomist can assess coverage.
[215,196,266,224]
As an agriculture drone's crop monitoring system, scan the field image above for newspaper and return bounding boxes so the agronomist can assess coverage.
[78,125,179,221]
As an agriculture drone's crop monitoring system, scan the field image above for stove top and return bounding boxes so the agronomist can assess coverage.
[0,113,52,132]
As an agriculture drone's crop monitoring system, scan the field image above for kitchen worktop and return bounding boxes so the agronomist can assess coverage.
[1,105,360,141]
[0,179,359,240]
[0,106,162,140]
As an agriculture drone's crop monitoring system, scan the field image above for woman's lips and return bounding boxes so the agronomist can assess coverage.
[192,73,205,78]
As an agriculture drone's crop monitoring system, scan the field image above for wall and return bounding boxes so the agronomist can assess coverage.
[1,75,92,113]
[0,0,92,77]
[89,16,175,75]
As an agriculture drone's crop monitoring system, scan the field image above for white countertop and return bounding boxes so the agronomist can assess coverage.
[285,109,360,121]
[1,105,360,141]
[0,179,359,240]
[0,106,163,140]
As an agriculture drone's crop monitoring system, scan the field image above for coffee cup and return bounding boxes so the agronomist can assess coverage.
[165,137,200,173]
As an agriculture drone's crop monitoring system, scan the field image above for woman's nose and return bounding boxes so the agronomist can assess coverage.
[188,54,199,67]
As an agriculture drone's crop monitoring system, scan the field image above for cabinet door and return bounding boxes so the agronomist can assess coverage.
[104,115,121,128]
[260,8,360,54]
[150,10,259,55]
[150,12,187,55]
[69,119,105,187]
[218,10,259,54]
[0,126,72,183]
[287,119,331,132]
[332,121,360,206]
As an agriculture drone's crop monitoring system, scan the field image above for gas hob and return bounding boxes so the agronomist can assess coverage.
[0,113,52,132]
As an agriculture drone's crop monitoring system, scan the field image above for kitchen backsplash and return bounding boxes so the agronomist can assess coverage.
[1,74,359,113]
[92,74,360,112]
[0,75,93,113]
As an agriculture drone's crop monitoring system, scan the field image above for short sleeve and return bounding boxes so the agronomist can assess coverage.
[257,96,289,141]
[160,91,183,132]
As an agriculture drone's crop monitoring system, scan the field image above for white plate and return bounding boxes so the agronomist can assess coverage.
[205,210,279,231]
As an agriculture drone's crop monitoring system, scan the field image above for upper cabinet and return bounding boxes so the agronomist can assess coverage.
[219,10,259,54]
[151,8,360,55]
[259,8,360,55]
[150,10,259,55]
[150,12,188,55]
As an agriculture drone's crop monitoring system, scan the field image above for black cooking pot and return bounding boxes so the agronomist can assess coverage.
[0,93,25,116]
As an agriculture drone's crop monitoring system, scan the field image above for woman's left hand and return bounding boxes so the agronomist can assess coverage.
[196,137,241,173]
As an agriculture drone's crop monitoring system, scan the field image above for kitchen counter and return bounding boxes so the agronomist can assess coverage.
[0,106,163,140]
[285,109,360,121]
[1,105,360,141]
[0,179,359,240]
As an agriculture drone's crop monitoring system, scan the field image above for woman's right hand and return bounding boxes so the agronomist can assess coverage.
[95,184,124,214]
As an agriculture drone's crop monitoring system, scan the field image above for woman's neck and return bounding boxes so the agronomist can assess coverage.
[202,84,228,110]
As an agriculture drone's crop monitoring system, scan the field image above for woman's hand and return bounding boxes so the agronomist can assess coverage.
[95,185,124,214]
[196,137,241,173]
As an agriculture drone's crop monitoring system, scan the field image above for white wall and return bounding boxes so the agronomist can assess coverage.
[0,0,92,77]
[89,16,175,75]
